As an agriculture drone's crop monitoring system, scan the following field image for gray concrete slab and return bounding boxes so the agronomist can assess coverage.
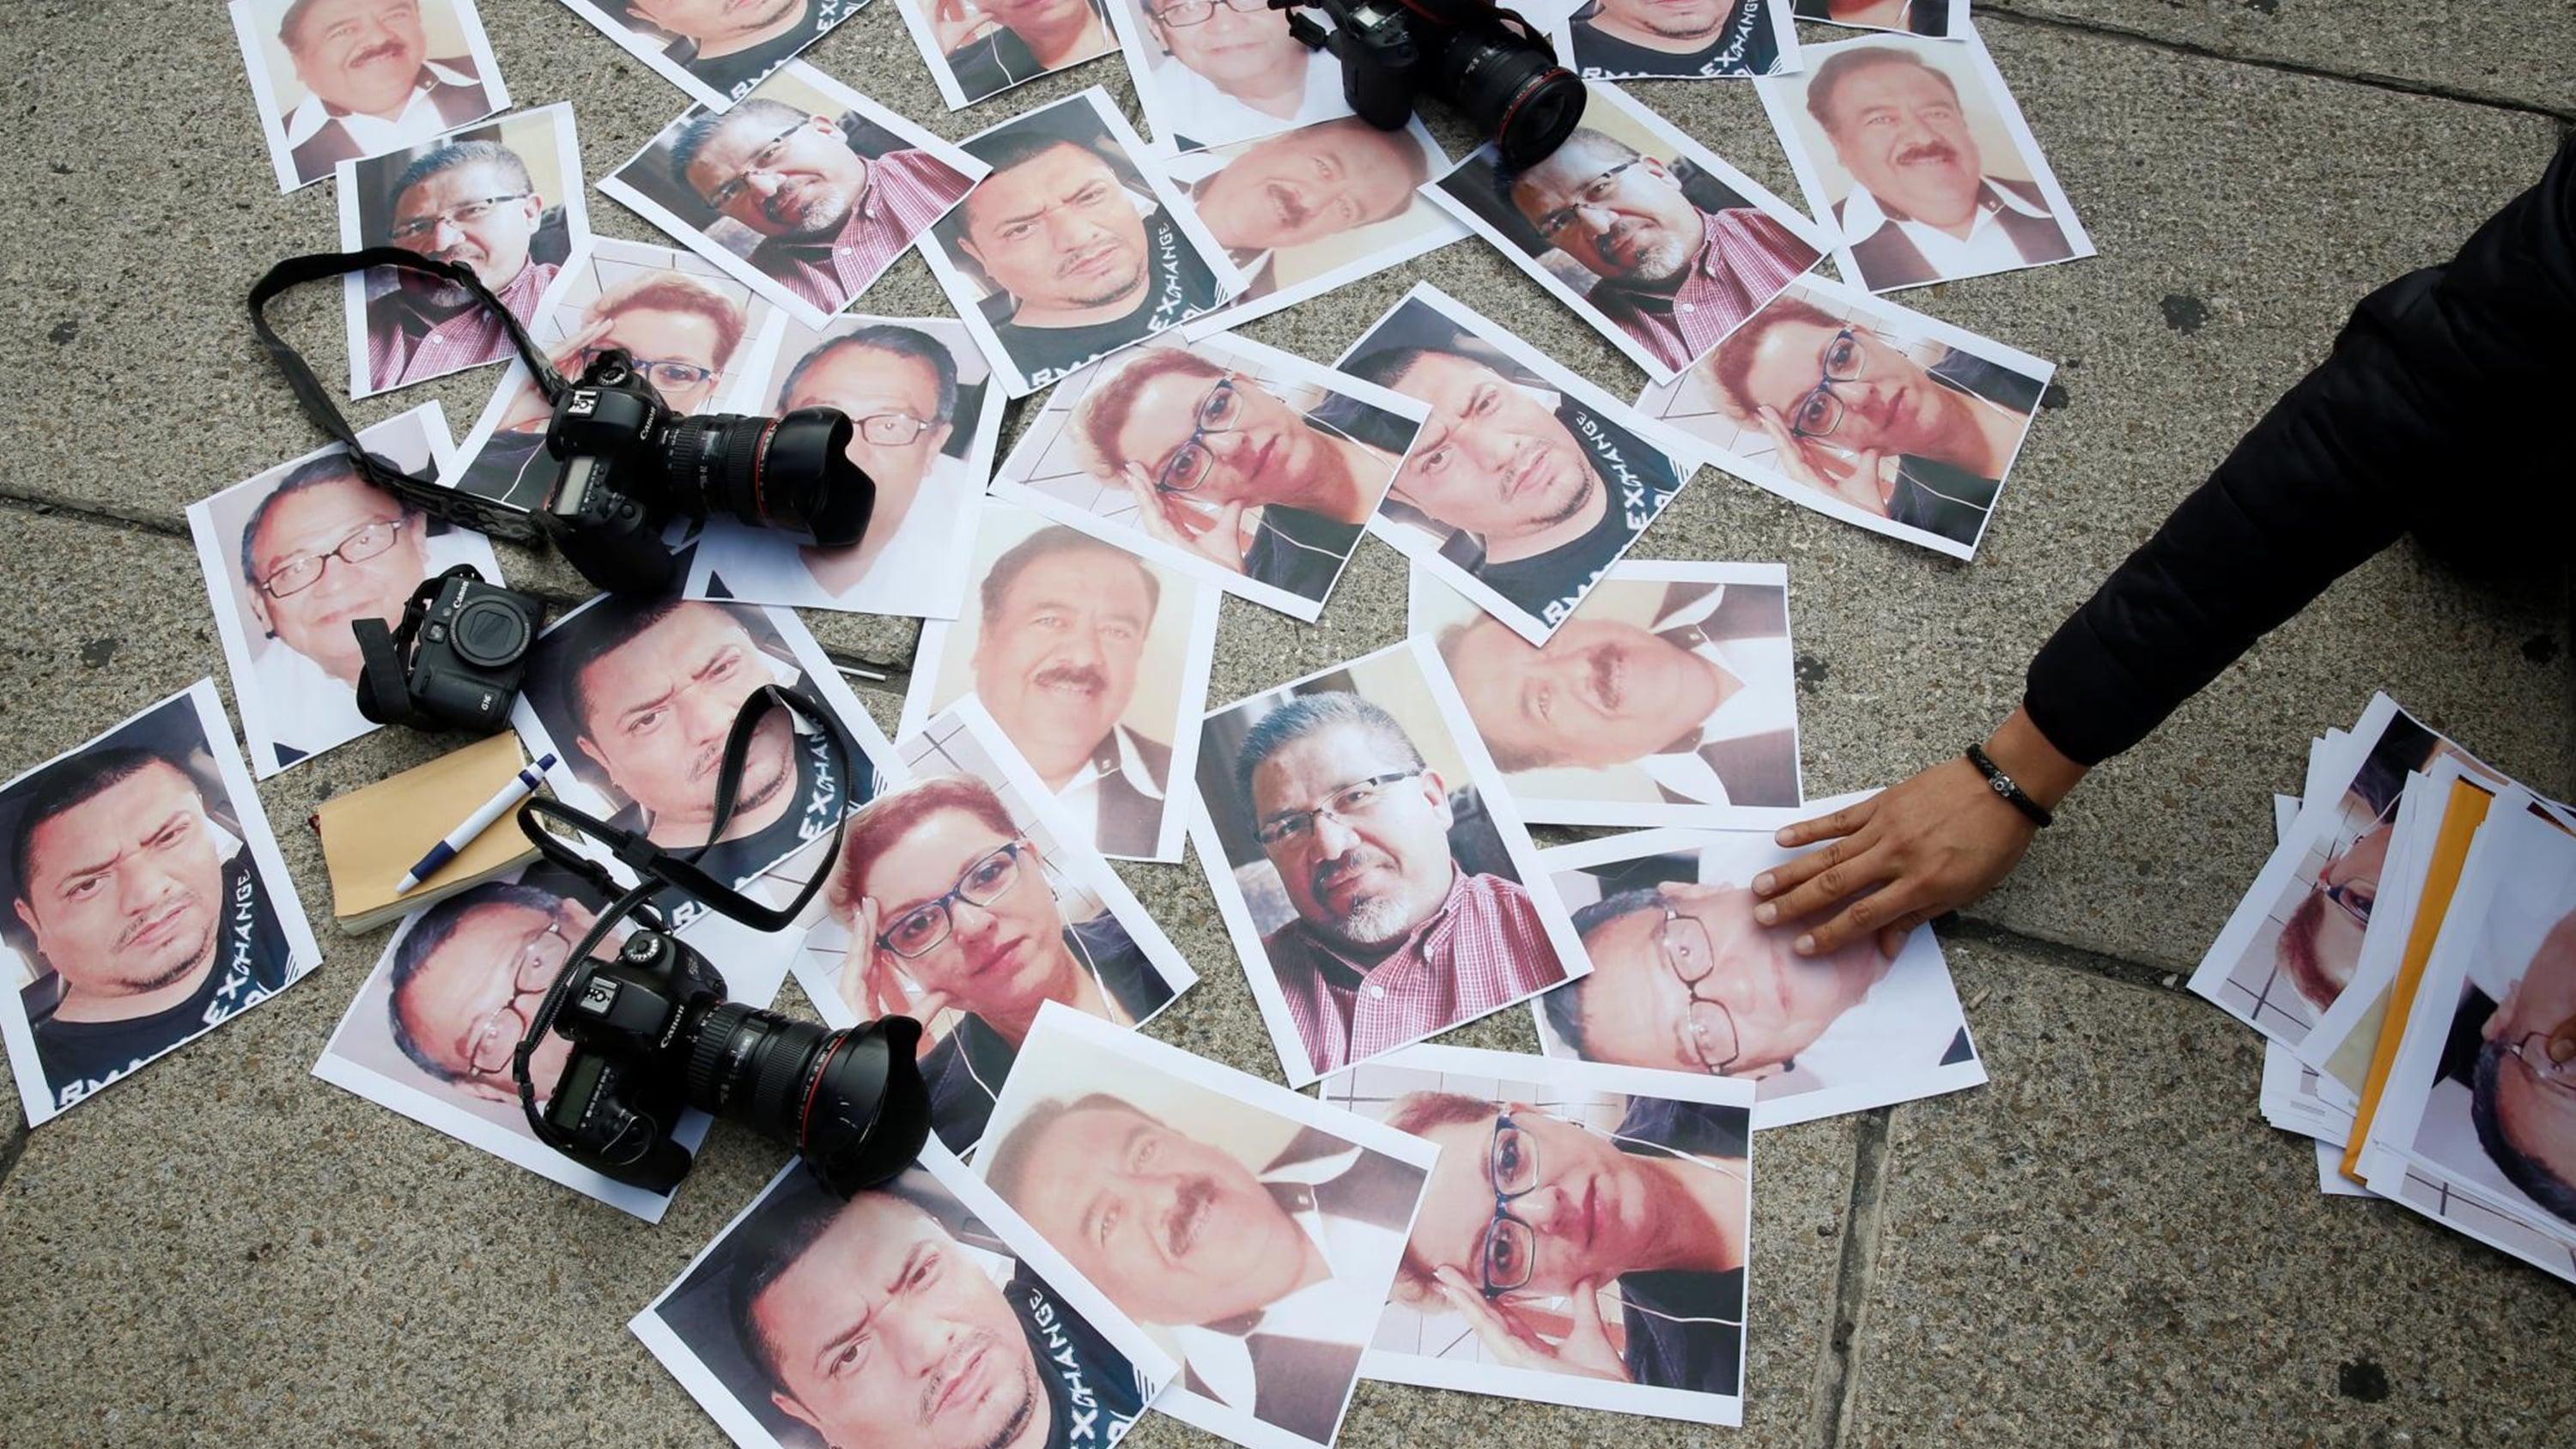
[1841,934,2576,1446]
[1978,0,2576,117]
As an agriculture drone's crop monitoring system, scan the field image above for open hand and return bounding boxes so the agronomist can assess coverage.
[1755,406,1888,518]
[1121,462,1253,572]
[836,895,949,1024]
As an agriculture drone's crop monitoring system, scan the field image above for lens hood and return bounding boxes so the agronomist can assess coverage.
[768,408,878,549]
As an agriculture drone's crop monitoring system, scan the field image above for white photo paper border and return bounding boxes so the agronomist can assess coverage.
[1190,636,1594,1087]
[228,0,510,192]
[987,330,1429,622]
[597,63,990,331]
[1405,558,1807,831]
[547,0,864,113]
[0,680,325,1127]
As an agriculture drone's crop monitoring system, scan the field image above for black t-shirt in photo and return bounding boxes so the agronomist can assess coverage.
[1610,1096,1747,1395]
[1242,505,1363,603]
[31,851,299,1110]
[1471,399,1685,629]
[920,914,1176,1152]
[668,0,859,102]
[1572,0,1779,78]
[614,724,872,932]
[987,209,1225,389]
[1013,1259,1153,1447]
[947,26,1048,104]
[456,428,552,512]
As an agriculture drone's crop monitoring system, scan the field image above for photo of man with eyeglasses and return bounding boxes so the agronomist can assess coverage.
[2451,864,2576,1228]
[1494,125,1817,374]
[380,873,631,1106]
[347,107,585,397]
[1534,825,1982,1125]
[823,773,1181,1153]
[1701,284,2042,549]
[1060,343,1409,605]
[1198,664,1575,1079]
[2269,711,2451,1015]
[1125,0,1348,152]
[190,410,504,773]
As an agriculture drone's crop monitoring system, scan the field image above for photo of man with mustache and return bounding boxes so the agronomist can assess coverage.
[254,0,501,187]
[1566,0,1785,80]
[670,98,977,317]
[361,130,566,393]
[939,105,1230,390]
[4,731,301,1113]
[981,1091,1424,1446]
[1798,40,2079,290]
[1180,118,1434,301]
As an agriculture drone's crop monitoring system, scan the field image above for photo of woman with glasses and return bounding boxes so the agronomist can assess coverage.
[993,332,1424,621]
[817,766,1188,1154]
[1639,274,2053,561]
[1532,812,1985,1128]
[1318,1042,1754,1422]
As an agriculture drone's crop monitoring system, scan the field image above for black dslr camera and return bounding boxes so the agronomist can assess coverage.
[1273,0,1584,167]
[541,349,879,597]
[353,565,544,731]
[539,927,926,1195]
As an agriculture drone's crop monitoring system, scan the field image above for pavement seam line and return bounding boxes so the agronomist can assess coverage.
[1809,1105,1895,1449]
[1976,2,2576,122]
[1939,914,2186,996]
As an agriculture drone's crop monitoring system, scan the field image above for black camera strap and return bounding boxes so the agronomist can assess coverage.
[246,248,568,545]
[351,565,485,726]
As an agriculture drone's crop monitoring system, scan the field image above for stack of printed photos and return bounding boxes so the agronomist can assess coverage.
[2198,694,2576,1282]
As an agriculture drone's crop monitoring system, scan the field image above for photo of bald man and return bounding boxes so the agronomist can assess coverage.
[339,104,587,397]
[0,684,319,1126]
[230,0,507,191]
[636,1149,1174,1449]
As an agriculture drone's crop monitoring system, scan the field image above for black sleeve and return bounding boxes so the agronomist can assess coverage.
[2021,136,2575,767]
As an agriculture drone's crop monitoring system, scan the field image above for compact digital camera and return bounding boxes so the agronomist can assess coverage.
[542,349,879,596]
[538,926,927,1195]
[353,566,544,732]
[1273,0,1584,167]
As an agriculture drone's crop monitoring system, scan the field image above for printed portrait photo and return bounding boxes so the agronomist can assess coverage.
[920,88,1244,396]
[790,699,1196,1156]
[510,568,896,933]
[683,313,1001,617]
[1412,561,1804,829]
[1335,282,1698,646]
[229,0,508,191]
[0,682,321,1127]
[1425,83,1824,382]
[336,102,588,399]
[975,1003,1437,1449]
[902,502,1223,864]
[1104,0,1351,154]
[1756,29,2093,292]
[1792,0,1966,39]
[894,0,1123,110]
[1320,1042,1754,1425]
[1636,273,2052,559]
[549,0,864,111]
[2192,695,2484,1047]
[600,63,986,329]
[1192,638,1585,1083]
[440,237,774,511]
[308,856,715,1219]
[1165,118,1461,334]
[991,332,1425,621]
[186,403,505,777]
[1535,811,1987,1128]
[636,1148,1176,1449]
[1553,0,1797,82]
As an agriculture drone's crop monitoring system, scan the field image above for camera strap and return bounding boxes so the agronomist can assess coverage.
[351,565,484,726]
[516,683,860,934]
[246,248,569,545]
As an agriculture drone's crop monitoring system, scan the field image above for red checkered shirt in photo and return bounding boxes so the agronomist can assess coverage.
[367,259,557,393]
[1261,870,1567,1077]
[748,149,975,315]
[1588,206,1819,372]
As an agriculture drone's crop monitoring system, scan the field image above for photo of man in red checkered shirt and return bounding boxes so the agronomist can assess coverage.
[671,98,977,318]
[364,135,563,393]
[1224,688,1571,1077]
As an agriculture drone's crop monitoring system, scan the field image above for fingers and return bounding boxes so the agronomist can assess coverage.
[1753,817,1871,902]
[1798,878,1929,957]
[1119,464,1180,543]
[1753,407,1814,486]
[1753,841,1896,939]
[1771,797,1875,853]
[1201,500,1251,568]
[1431,1269,1545,1361]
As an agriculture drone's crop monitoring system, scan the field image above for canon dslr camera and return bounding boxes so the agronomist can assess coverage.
[538,926,927,1196]
[543,349,878,595]
[1274,0,1584,167]
[353,566,544,732]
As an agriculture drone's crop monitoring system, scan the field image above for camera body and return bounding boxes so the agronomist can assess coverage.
[352,566,544,732]
[1277,0,1584,167]
[542,927,928,1196]
[541,350,878,596]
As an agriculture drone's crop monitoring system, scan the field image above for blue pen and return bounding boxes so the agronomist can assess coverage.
[396,754,556,895]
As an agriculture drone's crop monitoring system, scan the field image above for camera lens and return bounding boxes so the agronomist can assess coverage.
[665,409,878,549]
[448,593,533,669]
[684,1002,927,1197]
[1436,27,1586,169]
